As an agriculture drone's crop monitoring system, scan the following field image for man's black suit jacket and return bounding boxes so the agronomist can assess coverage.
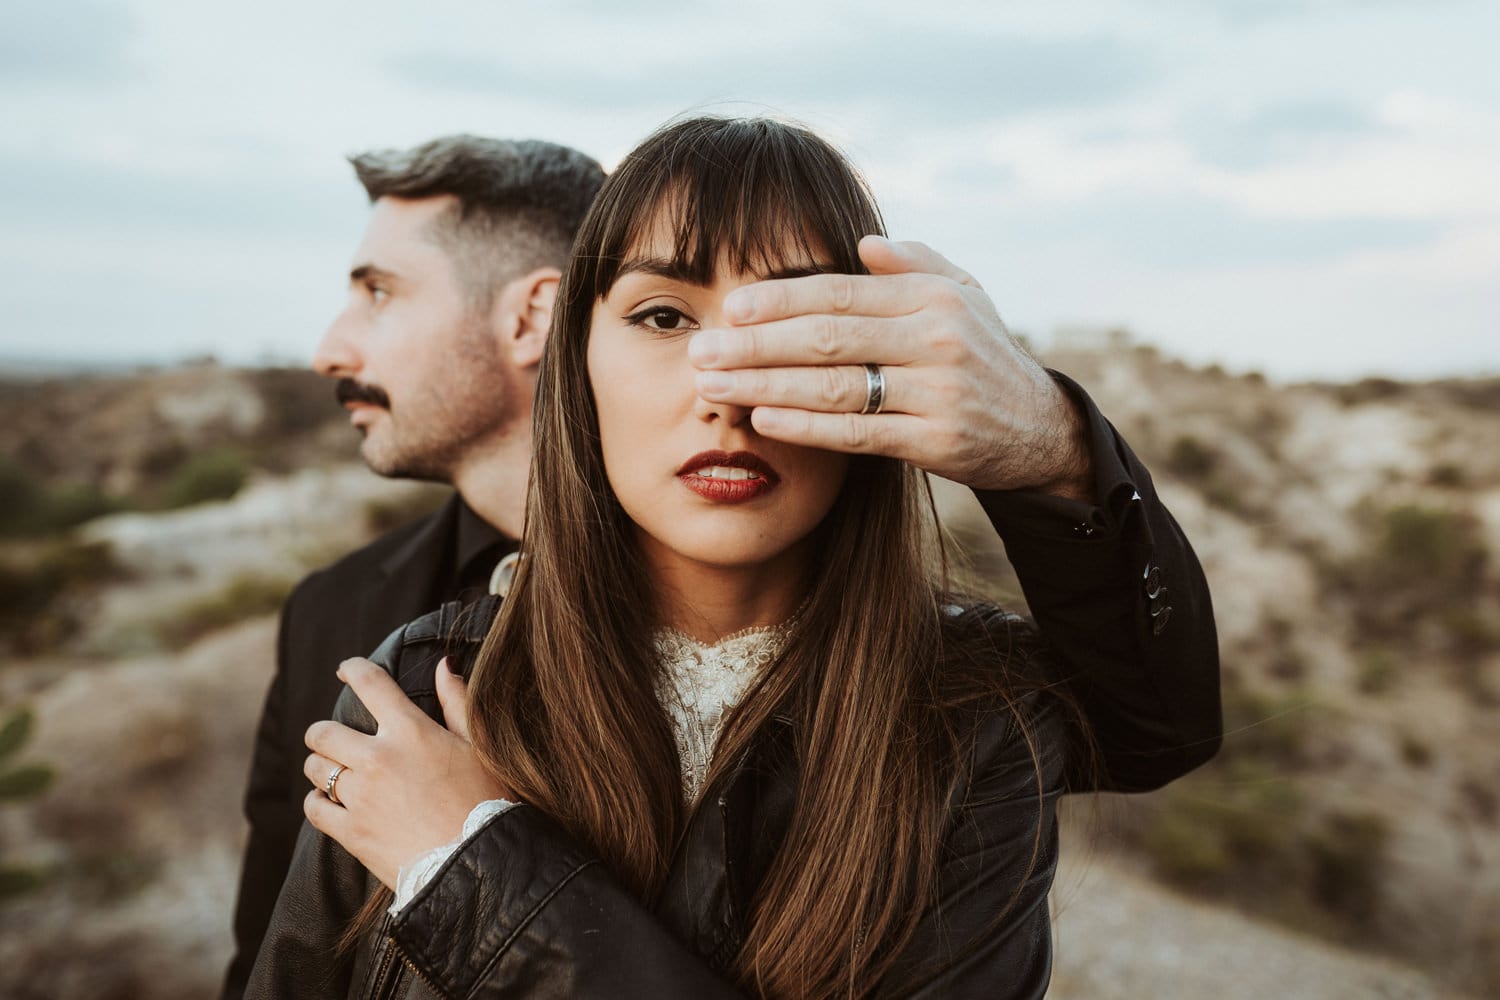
[222,375,1222,998]
[223,496,490,998]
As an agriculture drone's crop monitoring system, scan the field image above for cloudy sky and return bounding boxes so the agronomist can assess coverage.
[2,0,1495,381]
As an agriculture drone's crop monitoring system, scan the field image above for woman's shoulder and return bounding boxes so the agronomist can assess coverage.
[936,597,1055,685]
[331,594,503,732]
[935,597,1077,798]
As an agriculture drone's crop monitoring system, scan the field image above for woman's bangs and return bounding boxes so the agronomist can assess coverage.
[590,119,883,297]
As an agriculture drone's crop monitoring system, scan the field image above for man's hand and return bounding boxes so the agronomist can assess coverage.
[302,657,508,889]
[690,236,1093,500]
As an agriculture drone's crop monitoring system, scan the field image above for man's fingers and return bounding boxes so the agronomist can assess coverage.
[858,235,981,288]
[336,657,423,729]
[436,658,471,742]
[722,270,927,327]
[690,315,918,370]
[749,408,928,459]
[698,364,919,415]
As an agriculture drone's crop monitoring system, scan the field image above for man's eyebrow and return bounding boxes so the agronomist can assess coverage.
[349,264,397,285]
[614,257,840,285]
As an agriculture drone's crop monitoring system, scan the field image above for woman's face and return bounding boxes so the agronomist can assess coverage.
[586,227,850,583]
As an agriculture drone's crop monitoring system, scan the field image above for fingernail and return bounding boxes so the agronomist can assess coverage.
[724,289,754,322]
[752,407,784,432]
[689,331,724,366]
[697,370,733,396]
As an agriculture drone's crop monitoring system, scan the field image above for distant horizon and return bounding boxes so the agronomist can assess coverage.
[5,327,1495,387]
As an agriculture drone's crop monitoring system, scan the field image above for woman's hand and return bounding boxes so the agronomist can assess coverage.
[302,656,510,889]
[688,235,1094,501]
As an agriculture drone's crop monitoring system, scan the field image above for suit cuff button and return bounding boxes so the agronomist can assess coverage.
[1144,564,1164,599]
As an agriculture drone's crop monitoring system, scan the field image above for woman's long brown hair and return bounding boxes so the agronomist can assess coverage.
[455,118,1058,998]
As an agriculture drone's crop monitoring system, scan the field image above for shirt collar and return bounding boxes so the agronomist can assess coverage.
[454,496,515,583]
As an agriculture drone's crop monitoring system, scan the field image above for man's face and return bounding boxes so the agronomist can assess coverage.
[313,195,525,482]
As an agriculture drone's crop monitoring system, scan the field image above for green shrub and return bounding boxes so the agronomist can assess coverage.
[1356,649,1400,695]
[1303,809,1390,923]
[1140,757,1305,890]
[1334,504,1489,639]
[1427,463,1466,488]
[160,447,250,509]
[0,457,123,537]
[1398,732,1433,768]
[1336,377,1404,406]
[1220,684,1314,769]
[1375,504,1483,583]
[0,540,127,654]
[154,572,293,649]
[1166,435,1219,481]
[363,486,450,536]
[0,705,55,902]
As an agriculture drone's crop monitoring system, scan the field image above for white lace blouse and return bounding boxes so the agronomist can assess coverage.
[389,620,792,913]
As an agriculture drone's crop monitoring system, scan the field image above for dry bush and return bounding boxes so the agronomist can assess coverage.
[152,573,293,650]
[0,539,129,655]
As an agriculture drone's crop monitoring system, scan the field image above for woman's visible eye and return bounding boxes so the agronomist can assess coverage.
[625,305,696,334]
[368,283,390,306]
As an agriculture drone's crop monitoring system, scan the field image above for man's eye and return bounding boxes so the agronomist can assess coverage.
[626,306,693,332]
[368,285,390,304]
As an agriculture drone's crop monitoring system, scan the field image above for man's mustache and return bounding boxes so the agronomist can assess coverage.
[336,379,391,409]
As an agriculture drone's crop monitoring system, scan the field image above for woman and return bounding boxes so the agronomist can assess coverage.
[251,116,1087,999]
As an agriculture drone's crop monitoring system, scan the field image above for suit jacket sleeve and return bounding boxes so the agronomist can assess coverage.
[223,583,312,1000]
[974,371,1222,791]
[243,619,423,1000]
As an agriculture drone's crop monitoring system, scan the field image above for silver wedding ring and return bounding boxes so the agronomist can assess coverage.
[860,363,885,415]
[325,763,347,805]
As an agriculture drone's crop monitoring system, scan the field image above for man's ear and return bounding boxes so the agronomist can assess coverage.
[495,267,560,371]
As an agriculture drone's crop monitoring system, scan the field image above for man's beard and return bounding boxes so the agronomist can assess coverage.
[339,329,519,484]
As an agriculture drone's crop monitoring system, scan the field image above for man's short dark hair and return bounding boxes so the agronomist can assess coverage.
[349,135,605,309]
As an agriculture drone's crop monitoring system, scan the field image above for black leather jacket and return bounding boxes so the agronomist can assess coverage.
[248,598,1075,999]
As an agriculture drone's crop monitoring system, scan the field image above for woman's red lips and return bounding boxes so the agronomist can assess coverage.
[677,450,780,503]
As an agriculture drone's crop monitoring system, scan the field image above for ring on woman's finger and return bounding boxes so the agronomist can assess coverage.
[859,363,885,415]
[325,763,347,806]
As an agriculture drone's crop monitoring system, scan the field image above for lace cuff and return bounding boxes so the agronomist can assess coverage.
[389,799,517,914]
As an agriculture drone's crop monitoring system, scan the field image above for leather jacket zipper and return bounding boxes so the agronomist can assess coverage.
[401,954,449,998]
[368,940,400,998]
[368,936,451,1000]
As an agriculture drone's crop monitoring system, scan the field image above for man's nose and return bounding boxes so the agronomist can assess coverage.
[312,309,361,378]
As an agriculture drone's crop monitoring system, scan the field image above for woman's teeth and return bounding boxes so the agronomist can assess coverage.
[694,466,761,481]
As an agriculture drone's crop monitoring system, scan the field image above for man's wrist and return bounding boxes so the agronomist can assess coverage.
[1026,380,1095,503]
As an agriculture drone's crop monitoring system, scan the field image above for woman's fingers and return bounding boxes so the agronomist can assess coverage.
[337,657,424,730]
[303,751,356,803]
[303,787,345,838]
[436,658,471,741]
[305,719,369,766]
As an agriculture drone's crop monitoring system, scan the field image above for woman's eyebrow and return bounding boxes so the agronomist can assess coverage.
[615,257,695,283]
[763,263,839,282]
[614,258,840,286]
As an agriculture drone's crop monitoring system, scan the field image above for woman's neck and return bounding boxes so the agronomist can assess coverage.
[641,535,812,644]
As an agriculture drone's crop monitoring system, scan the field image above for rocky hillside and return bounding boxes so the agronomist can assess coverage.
[0,350,1494,998]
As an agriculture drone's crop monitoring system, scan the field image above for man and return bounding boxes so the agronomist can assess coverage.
[223,136,606,999]
[227,132,1221,996]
